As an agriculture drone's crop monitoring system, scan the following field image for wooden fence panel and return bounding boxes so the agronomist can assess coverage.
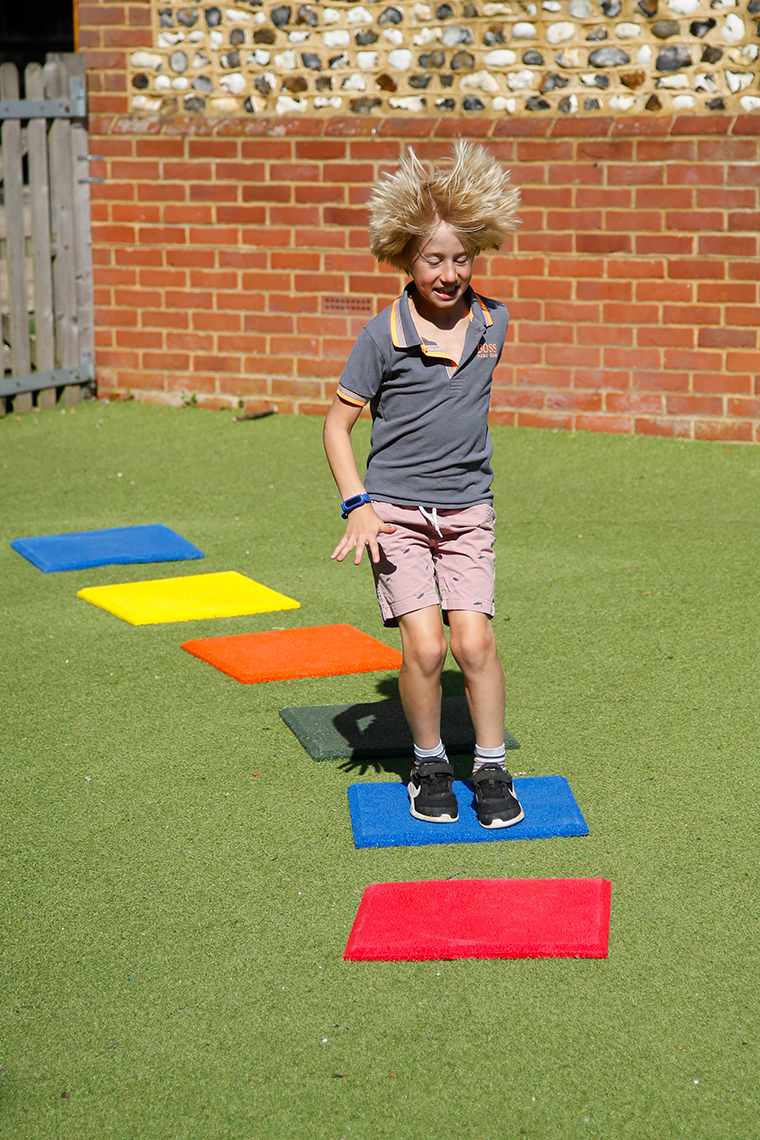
[0,55,94,414]
[25,63,56,411]
[0,63,32,413]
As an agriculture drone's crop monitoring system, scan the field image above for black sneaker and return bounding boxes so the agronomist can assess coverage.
[471,764,524,829]
[408,759,459,823]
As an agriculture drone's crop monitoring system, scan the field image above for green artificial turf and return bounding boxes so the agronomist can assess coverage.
[1,399,759,1139]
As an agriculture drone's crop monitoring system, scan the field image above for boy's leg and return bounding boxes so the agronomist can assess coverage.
[448,610,523,829]
[447,610,505,747]
[397,607,458,823]
[397,606,448,749]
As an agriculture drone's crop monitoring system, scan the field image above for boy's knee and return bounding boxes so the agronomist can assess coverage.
[449,624,497,672]
[403,635,448,677]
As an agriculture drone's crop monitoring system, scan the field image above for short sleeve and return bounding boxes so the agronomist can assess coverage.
[337,327,388,406]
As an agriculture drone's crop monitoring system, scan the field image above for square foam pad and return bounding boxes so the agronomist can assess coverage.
[347,776,588,848]
[344,878,611,961]
[181,624,403,683]
[11,524,203,573]
[279,696,520,761]
[78,571,299,625]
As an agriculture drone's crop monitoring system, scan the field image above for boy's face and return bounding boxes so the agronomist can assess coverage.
[409,221,474,318]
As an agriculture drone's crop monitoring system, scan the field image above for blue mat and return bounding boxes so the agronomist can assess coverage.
[10,525,204,573]
[347,776,588,848]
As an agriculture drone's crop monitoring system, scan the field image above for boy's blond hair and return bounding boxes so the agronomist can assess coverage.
[368,141,520,272]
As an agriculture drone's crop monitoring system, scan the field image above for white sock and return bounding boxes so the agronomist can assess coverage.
[414,740,447,767]
[473,743,507,771]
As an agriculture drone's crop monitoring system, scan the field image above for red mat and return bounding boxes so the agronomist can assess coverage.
[181,623,402,683]
[344,879,611,961]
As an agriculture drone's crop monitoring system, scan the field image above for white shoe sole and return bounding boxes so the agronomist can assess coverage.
[477,803,524,830]
[408,783,458,823]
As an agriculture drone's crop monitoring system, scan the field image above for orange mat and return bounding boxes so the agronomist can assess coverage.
[181,624,403,684]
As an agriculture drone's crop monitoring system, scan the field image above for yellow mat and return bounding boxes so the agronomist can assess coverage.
[78,571,300,625]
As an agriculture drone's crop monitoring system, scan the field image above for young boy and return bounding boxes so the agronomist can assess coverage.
[323,142,522,829]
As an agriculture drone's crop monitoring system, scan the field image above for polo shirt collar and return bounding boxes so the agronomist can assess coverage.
[390,283,492,351]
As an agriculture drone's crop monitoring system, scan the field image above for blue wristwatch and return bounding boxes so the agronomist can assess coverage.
[341,493,372,519]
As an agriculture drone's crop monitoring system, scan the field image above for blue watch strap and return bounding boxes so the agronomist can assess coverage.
[341,493,372,519]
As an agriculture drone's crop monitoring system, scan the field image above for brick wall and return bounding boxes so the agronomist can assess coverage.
[79,3,760,442]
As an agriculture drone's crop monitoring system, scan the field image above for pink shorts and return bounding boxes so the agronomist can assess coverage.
[370,500,496,627]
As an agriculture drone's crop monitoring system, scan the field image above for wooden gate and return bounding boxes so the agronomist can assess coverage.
[0,53,97,416]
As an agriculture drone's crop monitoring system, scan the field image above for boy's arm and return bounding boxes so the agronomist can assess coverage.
[323,394,395,566]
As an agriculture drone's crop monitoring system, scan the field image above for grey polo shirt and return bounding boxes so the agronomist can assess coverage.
[337,284,509,509]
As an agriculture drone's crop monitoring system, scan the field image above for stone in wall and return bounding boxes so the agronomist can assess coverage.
[130,1,760,114]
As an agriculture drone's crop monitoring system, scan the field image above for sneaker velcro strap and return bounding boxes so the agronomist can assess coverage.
[471,765,512,787]
[417,760,454,777]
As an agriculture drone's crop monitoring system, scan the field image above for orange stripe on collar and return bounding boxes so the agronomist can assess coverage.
[473,291,493,326]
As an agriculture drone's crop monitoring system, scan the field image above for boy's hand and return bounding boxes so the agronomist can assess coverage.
[330,504,396,566]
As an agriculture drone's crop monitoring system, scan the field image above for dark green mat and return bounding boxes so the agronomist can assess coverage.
[279,696,520,760]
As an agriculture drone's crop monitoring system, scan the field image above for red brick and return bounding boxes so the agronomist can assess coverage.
[699,328,756,349]
[694,373,752,395]
[219,250,268,269]
[546,391,603,413]
[608,164,663,186]
[699,139,757,162]
[694,420,753,442]
[728,163,760,186]
[604,302,659,325]
[137,226,187,245]
[726,351,760,373]
[544,345,600,368]
[701,189,756,210]
[637,327,694,349]
[577,280,632,302]
[636,235,694,256]
[699,235,757,257]
[636,187,692,210]
[167,249,215,268]
[188,140,239,159]
[662,304,720,326]
[605,210,662,232]
[188,226,240,244]
[663,349,722,371]
[667,259,724,280]
[666,162,724,185]
[165,290,213,310]
[577,324,633,347]
[92,223,136,244]
[636,140,695,162]
[139,182,187,202]
[517,410,574,431]
[517,233,574,254]
[94,306,137,328]
[193,311,242,331]
[605,392,664,415]
[142,310,189,329]
[666,394,723,416]
[725,306,760,327]
[699,284,756,307]
[727,398,760,418]
[549,164,604,186]
[575,414,632,434]
[518,278,573,300]
[143,352,190,371]
[634,417,693,439]
[637,281,693,303]
[167,333,214,352]
[164,162,213,181]
[575,369,631,391]
[607,258,665,280]
[604,347,661,370]
[217,335,268,354]
[491,388,544,410]
[189,270,239,289]
[295,140,347,161]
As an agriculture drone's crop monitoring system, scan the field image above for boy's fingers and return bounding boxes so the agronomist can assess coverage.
[379,523,396,534]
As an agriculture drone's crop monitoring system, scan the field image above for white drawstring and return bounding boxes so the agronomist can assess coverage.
[419,505,443,537]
